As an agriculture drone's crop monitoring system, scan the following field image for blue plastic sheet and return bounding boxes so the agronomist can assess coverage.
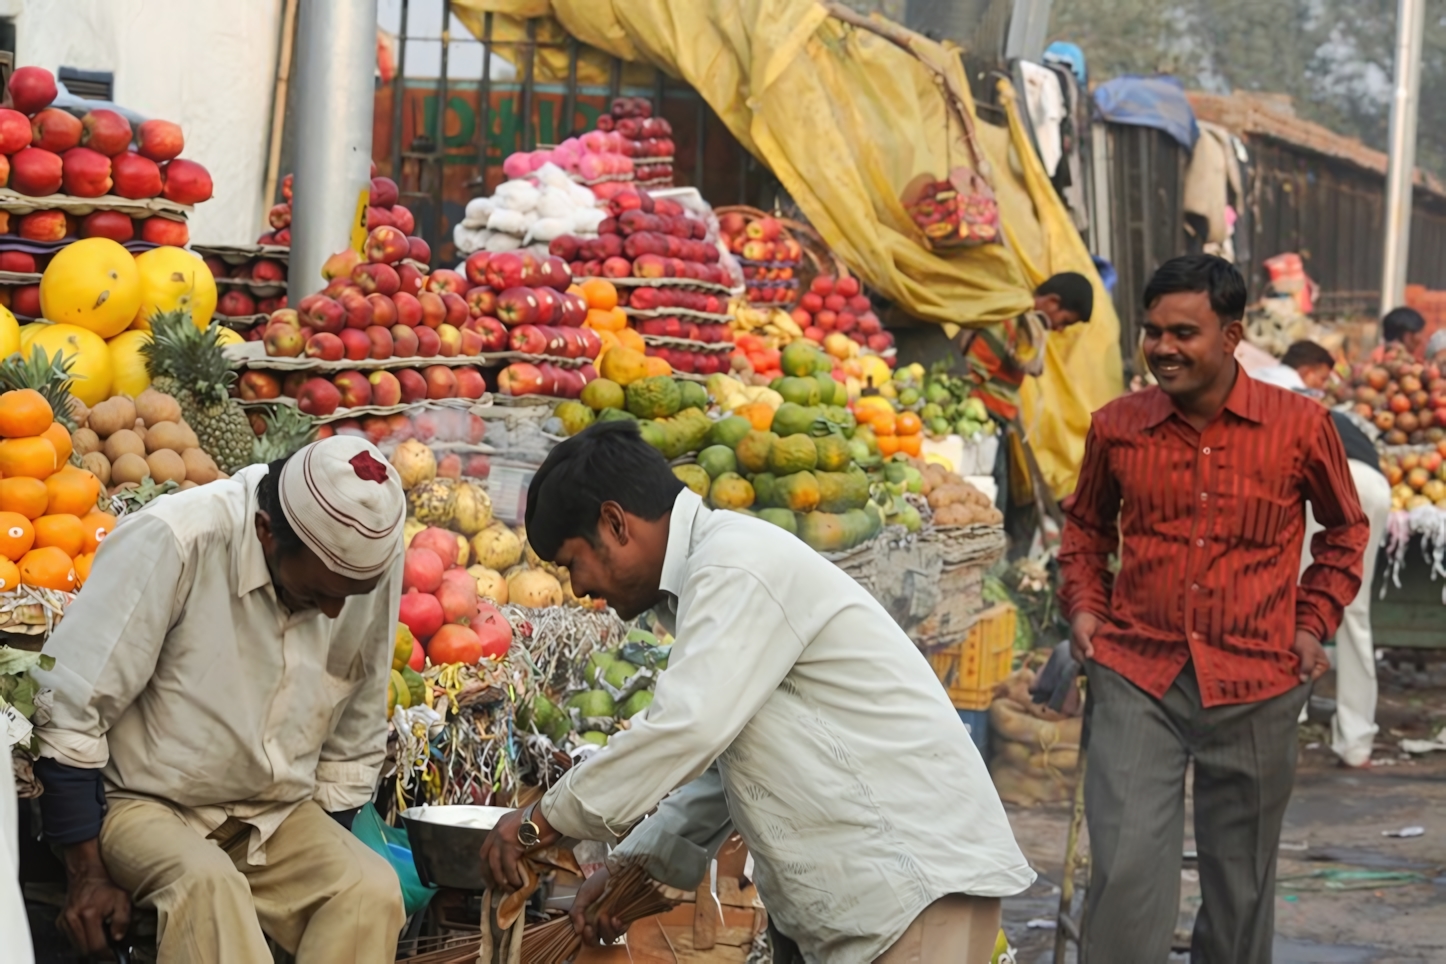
[1092,75,1199,150]
[351,803,437,916]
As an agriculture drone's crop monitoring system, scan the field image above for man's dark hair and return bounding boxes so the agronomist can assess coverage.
[1035,272,1094,322]
[1280,340,1334,370]
[1142,254,1247,323]
[255,456,305,556]
[1382,306,1426,343]
[526,421,685,561]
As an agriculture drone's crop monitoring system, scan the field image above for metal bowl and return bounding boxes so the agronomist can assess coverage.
[400,805,514,890]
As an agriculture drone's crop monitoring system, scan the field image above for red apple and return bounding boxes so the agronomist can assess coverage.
[304,332,345,361]
[0,109,31,154]
[252,260,286,283]
[79,210,133,242]
[484,252,525,290]
[531,287,561,325]
[31,108,81,153]
[352,261,400,296]
[415,325,441,356]
[835,276,861,298]
[423,365,459,399]
[393,291,422,327]
[218,290,257,317]
[542,256,572,289]
[497,362,544,396]
[79,109,132,156]
[416,290,446,329]
[464,286,497,318]
[267,203,291,229]
[406,236,430,264]
[8,67,56,115]
[265,322,306,358]
[810,275,835,296]
[161,158,212,204]
[365,325,394,360]
[18,210,66,241]
[136,119,184,162]
[303,295,346,334]
[441,292,469,327]
[321,248,362,281]
[365,225,409,264]
[390,204,415,236]
[59,147,112,197]
[508,325,548,355]
[496,287,539,326]
[366,293,398,327]
[463,252,491,286]
[338,289,374,329]
[140,217,188,246]
[368,370,402,407]
[436,323,462,357]
[858,312,882,335]
[238,371,282,401]
[390,324,419,357]
[109,151,162,199]
[459,327,484,356]
[365,206,393,229]
[471,316,508,352]
[426,269,467,295]
[338,328,372,361]
[397,368,428,403]
[823,294,847,313]
[396,263,425,297]
[601,256,632,278]
[269,308,301,328]
[455,367,487,399]
[0,252,35,273]
[12,286,40,318]
[835,311,857,333]
[369,176,399,208]
[297,377,342,416]
[9,147,62,196]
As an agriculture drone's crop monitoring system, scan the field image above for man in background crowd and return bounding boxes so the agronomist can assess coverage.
[1375,306,1427,359]
[1255,340,1391,768]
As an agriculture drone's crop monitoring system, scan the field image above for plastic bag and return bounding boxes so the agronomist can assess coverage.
[351,803,436,917]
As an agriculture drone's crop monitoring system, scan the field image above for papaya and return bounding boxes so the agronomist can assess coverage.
[735,402,776,432]
[677,379,708,412]
[781,341,821,377]
[696,444,738,479]
[768,434,818,475]
[813,373,840,407]
[673,464,710,497]
[814,434,852,472]
[637,419,668,452]
[626,376,683,419]
[797,510,847,552]
[708,472,755,510]
[758,507,799,535]
[816,467,870,512]
[776,376,821,406]
[751,472,779,508]
[707,414,752,449]
[774,470,821,513]
[653,407,711,460]
[596,406,638,423]
[735,429,777,474]
[554,400,595,436]
[771,402,823,438]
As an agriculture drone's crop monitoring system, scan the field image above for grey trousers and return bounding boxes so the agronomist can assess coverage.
[1081,662,1310,964]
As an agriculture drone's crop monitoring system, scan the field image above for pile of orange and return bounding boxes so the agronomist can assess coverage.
[571,278,666,372]
[858,407,923,457]
[0,389,114,594]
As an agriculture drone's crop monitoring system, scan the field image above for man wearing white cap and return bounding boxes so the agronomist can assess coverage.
[31,437,407,962]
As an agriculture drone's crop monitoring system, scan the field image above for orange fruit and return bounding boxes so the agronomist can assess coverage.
[898,433,922,457]
[0,388,52,438]
[896,412,922,435]
[0,477,51,519]
[615,327,646,353]
[584,307,627,333]
[79,511,116,554]
[73,552,94,586]
[0,436,58,479]
[580,278,619,312]
[876,434,901,456]
[33,513,84,558]
[45,466,102,517]
[0,512,35,561]
[41,422,72,463]
[18,546,76,591]
[643,356,673,378]
[0,557,19,591]
[871,409,897,436]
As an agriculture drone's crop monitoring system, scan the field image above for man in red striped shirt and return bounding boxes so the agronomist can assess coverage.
[1060,255,1368,963]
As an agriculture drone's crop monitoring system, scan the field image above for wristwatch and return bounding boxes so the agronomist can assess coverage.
[517,802,542,848]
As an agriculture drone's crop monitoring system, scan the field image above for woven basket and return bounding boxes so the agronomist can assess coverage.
[923,523,1007,569]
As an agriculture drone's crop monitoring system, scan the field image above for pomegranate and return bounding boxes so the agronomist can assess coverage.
[472,602,513,659]
[402,547,445,594]
[412,526,462,568]
[427,624,484,665]
[398,591,444,641]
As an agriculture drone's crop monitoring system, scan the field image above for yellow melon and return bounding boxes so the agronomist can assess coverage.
[131,246,217,330]
[29,324,113,407]
[107,329,153,398]
[215,327,243,346]
[38,238,142,339]
[0,304,18,359]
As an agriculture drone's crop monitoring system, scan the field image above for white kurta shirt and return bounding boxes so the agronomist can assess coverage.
[541,490,1034,963]
[33,465,400,863]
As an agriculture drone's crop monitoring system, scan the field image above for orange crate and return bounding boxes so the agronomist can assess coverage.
[927,603,1017,710]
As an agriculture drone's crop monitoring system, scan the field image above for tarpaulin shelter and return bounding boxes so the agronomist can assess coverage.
[453,0,1121,494]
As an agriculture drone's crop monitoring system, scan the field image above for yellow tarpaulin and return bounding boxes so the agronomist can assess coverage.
[453,0,1122,495]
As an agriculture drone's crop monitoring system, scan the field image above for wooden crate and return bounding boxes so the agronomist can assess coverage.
[927,603,1017,710]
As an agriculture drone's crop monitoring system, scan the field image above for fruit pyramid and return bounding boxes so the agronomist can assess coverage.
[142,309,255,473]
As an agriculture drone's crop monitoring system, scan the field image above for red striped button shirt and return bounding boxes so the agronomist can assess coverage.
[1059,370,1369,707]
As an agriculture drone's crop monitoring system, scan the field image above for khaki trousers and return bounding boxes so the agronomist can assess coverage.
[874,895,1001,963]
[99,797,404,964]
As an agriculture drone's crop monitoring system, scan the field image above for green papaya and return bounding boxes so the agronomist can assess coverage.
[797,511,847,552]
[758,507,799,535]
[708,472,755,510]
[780,341,821,377]
[653,407,711,460]
[776,376,821,406]
[768,434,818,475]
[814,434,852,472]
[676,380,708,412]
[813,373,839,408]
[673,464,710,498]
[637,419,668,452]
[696,444,738,479]
[751,472,779,508]
[771,402,822,438]
[596,406,639,423]
[707,415,752,449]
[626,376,683,419]
[816,467,870,512]
[774,470,821,513]
[735,430,777,474]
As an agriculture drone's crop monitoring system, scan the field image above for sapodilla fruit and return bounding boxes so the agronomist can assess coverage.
[9,147,62,197]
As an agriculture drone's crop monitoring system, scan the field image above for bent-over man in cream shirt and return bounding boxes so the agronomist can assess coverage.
[32,437,407,962]
[481,421,1033,964]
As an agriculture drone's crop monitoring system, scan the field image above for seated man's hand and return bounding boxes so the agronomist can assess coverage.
[570,866,628,945]
[59,839,132,955]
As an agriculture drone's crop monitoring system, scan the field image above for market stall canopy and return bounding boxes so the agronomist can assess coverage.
[453,0,1039,327]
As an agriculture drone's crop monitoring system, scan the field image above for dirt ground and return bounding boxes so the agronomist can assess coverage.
[1001,654,1446,964]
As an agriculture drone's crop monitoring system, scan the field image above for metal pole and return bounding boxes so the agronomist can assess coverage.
[432,0,451,259]
[1381,0,1425,316]
[289,0,377,294]
[390,0,409,179]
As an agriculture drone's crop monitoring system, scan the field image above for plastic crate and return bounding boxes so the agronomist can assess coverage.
[927,603,1016,710]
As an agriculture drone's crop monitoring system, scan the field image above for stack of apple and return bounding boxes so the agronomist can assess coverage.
[549,187,724,284]
[238,362,488,420]
[258,166,415,247]
[594,97,673,187]
[208,257,288,319]
[791,275,893,356]
[0,66,209,247]
[718,212,801,309]
[257,173,294,246]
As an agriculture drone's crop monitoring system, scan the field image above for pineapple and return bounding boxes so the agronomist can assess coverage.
[141,309,255,473]
[0,346,81,431]
[251,404,317,464]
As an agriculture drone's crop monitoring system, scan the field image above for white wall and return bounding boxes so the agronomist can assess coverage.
[3,0,284,245]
